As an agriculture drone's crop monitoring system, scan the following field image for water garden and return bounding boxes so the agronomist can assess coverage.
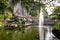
[0,0,60,40]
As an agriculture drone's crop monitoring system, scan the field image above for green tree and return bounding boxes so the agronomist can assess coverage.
[50,6,60,29]
[0,0,10,14]
[10,0,46,17]
[11,0,46,17]
[21,0,45,16]
[50,6,60,21]
[0,0,13,19]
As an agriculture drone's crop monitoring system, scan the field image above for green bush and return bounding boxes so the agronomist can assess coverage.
[52,23,60,29]
[0,14,4,21]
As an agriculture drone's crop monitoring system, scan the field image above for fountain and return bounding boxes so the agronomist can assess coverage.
[39,7,55,40]
[39,10,58,40]
[39,8,44,40]
[39,8,52,40]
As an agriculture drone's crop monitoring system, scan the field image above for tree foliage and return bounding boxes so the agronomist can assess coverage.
[0,0,13,21]
[50,6,60,20]
[0,14,4,21]
[50,6,60,29]
[0,0,10,14]
[11,0,20,4]
[21,0,44,16]
[4,11,13,18]
[10,0,44,16]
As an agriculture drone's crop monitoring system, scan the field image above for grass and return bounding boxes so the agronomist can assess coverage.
[0,26,39,40]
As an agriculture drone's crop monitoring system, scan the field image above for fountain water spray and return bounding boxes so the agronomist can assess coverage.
[39,8,44,40]
[39,7,54,40]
